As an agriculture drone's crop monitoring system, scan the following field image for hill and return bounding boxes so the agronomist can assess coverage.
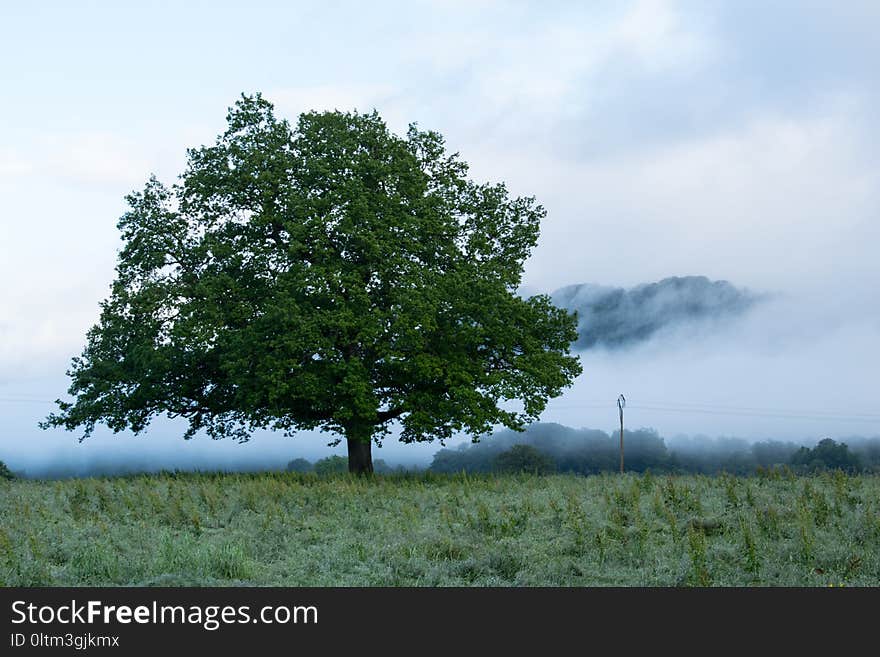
[551,275,759,350]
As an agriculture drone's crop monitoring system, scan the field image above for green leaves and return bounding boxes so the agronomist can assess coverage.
[44,94,582,448]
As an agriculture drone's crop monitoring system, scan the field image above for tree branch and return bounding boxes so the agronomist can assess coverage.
[377,406,405,423]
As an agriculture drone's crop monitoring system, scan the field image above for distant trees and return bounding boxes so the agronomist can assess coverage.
[286,458,313,473]
[313,456,349,476]
[372,459,392,474]
[751,440,799,468]
[853,438,880,471]
[430,424,671,475]
[428,423,880,476]
[493,445,556,475]
[286,456,399,475]
[0,460,14,480]
[790,438,861,473]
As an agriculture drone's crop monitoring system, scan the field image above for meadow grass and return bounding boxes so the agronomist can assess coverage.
[1,470,878,586]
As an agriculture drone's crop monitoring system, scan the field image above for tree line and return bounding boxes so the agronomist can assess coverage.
[428,423,879,476]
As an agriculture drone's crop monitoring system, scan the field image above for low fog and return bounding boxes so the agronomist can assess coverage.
[541,280,880,441]
[429,422,879,475]
[2,273,879,478]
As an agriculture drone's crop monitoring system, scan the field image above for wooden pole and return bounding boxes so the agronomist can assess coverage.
[618,394,625,474]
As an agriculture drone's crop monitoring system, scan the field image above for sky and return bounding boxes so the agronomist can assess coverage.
[1,0,879,474]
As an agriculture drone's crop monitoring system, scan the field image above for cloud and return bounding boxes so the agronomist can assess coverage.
[392,0,717,144]
[609,0,712,71]
[269,84,400,117]
[0,132,162,188]
[0,149,34,176]
[468,98,880,298]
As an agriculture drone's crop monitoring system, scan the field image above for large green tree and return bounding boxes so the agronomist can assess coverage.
[43,94,582,474]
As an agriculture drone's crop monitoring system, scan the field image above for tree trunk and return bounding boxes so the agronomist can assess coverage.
[346,432,373,475]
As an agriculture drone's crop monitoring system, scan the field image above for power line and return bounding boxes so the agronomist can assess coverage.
[547,399,880,420]
[635,400,880,419]
[627,405,880,423]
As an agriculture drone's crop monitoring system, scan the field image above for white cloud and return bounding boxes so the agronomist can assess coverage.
[1,132,163,188]
[403,0,715,116]
[43,132,155,186]
[270,84,400,116]
[459,97,880,299]
[0,148,34,176]
[611,0,712,71]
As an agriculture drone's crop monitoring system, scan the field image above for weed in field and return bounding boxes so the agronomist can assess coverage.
[745,484,756,508]
[207,542,252,581]
[724,475,739,509]
[687,525,710,586]
[594,528,609,565]
[739,518,759,575]
[797,506,815,566]
[757,505,781,538]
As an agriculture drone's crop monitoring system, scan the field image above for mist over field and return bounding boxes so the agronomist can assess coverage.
[542,279,880,440]
[3,271,879,478]
[2,1,879,477]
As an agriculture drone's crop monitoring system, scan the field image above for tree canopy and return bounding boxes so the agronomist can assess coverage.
[42,93,582,473]
[493,444,557,475]
[790,438,862,473]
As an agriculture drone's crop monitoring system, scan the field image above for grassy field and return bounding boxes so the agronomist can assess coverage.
[1,471,879,586]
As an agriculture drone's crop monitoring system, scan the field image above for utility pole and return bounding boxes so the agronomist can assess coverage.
[617,394,626,474]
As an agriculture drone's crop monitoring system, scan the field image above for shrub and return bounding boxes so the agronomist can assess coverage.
[286,458,313,473]
[790,438,861,473]
[313,455,349,475]
[372,459,393,474]
[0,461,14,480]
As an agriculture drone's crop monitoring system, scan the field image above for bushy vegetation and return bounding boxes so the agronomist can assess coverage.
[790,439,861,474]
[2,470,878,586]
[430,424,880,476]
[0,460,14,480]
[493,445,557,475]
[288,456,403,476]
[431,425,671,474]
[313,456,349,476]
[285,458,314,474]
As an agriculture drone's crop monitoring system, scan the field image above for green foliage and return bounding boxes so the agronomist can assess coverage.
[687,525,710,586]
[286,458,313,473]
[42,94,581,469]
[431,424,669,474]
[371,459,395,474]
[493,444,556,475]
[790,439,861,473]
[739,519,759,575]
[430,424,880,477]
[0,460,14,480]
[314,455,349,475]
